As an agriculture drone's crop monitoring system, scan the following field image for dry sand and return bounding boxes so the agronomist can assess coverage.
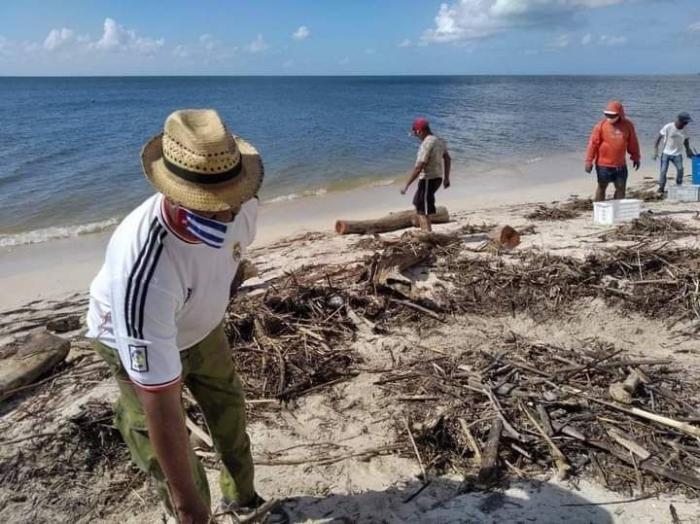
[2,156,700,523]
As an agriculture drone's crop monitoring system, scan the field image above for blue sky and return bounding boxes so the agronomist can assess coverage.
[1,0,699,75]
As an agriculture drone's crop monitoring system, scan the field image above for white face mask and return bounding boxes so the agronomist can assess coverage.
[180,208,237,249]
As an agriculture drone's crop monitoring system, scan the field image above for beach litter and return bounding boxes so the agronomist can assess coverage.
[2,210,700,522]
[524,197,593,221]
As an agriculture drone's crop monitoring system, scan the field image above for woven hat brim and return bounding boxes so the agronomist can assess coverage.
[141,133,263,212]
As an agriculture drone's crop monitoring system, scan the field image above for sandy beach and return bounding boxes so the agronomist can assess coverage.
[2,151,700,523]
[0,151,599,310]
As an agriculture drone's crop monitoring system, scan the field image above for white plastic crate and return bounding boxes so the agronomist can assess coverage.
[666,184,700,202]
[593,199,642,225]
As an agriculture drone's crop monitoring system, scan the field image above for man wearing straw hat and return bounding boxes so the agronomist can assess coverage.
[86,109,286,523]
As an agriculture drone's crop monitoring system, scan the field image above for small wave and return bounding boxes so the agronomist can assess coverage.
[0,217,120,248]
[264,188,329,204]
[263,176,398,205]
[369,178,397,188]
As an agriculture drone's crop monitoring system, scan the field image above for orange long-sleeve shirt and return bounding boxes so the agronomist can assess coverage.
[585,101,641,168]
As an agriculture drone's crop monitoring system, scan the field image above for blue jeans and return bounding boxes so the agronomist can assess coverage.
[659,153,684,191]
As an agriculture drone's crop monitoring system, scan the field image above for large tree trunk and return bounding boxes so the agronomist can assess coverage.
[335,207,449,235]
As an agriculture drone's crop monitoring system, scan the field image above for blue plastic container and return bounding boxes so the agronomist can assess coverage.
[693,155,700,185]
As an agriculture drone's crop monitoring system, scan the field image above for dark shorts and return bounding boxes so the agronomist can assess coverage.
[596,165,628,187]
[413,177,442,215]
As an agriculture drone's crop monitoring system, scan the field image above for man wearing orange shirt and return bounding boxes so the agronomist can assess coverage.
[585,101,641,201]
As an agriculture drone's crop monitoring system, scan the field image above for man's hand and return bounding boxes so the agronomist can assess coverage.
[400,187,407,195]
[134,382,211,524]
[633,160,641,171]
[652,151,658,161]
[584,163,593,174]
[443,178,451,189]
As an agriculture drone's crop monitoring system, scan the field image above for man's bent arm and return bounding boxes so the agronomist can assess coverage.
[653,135,663,158]
[685,138,694,158]
[134,381,211,522]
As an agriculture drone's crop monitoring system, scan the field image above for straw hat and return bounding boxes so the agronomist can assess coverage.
[141,109,263,212]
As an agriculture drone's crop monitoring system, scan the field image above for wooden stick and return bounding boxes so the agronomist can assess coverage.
[584,394,700,438]
[185,415,213,448]
[606,427,651,460]
[404,418,428,481]
[458,418,482,462]
[477,418,503,486]
[389,298,443,321]
[519,401,571,480]
[536,404,554,436]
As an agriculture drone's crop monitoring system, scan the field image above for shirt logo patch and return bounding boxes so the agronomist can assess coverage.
[232,241,242,262]
[129,345,149,373]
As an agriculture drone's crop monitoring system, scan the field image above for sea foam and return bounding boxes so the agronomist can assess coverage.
[0,218,119,248]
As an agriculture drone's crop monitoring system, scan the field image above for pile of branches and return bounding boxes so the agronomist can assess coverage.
[437,244,700,325]
[525,205,579,221]
[603,215,698,241]
[224,232,464,401]
[524,198,593,221]
[385,336,700,495]
[225,265,368,401]
[627,187,663,203]
[0,400,152,520]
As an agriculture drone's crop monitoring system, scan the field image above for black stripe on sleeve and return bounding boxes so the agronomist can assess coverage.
[136,228,168,339]
[130,224,165,340]
[124,218,159,338]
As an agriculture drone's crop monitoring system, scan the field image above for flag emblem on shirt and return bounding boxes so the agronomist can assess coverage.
[232,241,242,262]
[129,345,149,372]
[183,210,228,249]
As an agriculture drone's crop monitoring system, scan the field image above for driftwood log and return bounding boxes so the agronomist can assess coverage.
[335,207,449,235]
[0,330,70,401]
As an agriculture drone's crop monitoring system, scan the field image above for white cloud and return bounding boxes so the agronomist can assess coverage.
[549,33,571,48]
[0,36,10,56]
[581,33,592,45]
[599,34,627,46]
[292,26,310,41]
[199,34,216,51]
[338,56,350,65]
[283,59,295,68]
[689,21,700,32]
[43,28,76,51]
[245,34,268,53]
[92,18,164,54]
[422,0,634,43]
[398,38,412,48]
[365,48,376,55]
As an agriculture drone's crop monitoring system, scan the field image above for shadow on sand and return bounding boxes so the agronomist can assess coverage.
[282,477,615,523]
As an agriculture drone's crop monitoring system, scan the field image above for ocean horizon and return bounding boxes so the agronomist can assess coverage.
[1,74,699,247]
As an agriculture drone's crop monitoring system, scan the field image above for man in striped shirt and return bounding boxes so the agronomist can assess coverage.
[86,109,286,523]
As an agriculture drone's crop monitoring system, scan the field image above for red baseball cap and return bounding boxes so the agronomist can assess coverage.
[412,117,429,132]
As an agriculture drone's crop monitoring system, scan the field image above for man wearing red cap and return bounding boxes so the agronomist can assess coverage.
[585,101,641,201]
[401,118,451,231]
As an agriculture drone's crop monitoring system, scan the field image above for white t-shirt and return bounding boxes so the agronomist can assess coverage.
[86,194,257,391]
[660,122,689,156]
[416,135,447,180]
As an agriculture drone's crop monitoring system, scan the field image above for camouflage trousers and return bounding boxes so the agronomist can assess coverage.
[92,323,255,512]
